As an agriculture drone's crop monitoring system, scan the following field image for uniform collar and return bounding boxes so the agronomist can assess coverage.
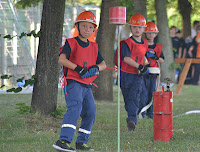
[130,36,144,44]
[75,36,89,48]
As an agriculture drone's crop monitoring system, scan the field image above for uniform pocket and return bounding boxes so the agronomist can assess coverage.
[65,82,83,107]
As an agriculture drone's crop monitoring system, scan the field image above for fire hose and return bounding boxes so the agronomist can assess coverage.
[138,61,161,119]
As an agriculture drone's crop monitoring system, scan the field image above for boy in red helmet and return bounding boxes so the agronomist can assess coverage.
[53,11,106,152]
[120,13,149,131]
[139,22,164,119]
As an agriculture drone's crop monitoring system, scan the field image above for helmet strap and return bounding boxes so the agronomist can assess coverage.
[77,23,83,38]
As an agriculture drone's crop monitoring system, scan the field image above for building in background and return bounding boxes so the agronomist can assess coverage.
[0,0,100,86]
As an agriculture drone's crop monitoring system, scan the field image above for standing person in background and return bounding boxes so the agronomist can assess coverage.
[170,26,182,82]
[191,20,200,39]
[188,25,200,84]
[185,21,200,56]
[53,11,106,152]
[190,25,200,85]
[185,21,200,84]
[120,14,149,131]
[175,29,187,82]
[139,22,164,119]
[175,29,186,58]
[170,26,181,59]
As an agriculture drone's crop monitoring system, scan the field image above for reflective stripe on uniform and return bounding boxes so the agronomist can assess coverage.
[78,128,91,134]
[61,124,76,130]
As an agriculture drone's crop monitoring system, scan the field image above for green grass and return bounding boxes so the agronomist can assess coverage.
[1,84,200,152]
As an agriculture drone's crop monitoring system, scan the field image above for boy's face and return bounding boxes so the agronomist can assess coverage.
[78,21,95,38]
[170,27,176,36]
[175,33,181,38]
[145,33,157,41]
[130,26,145,37]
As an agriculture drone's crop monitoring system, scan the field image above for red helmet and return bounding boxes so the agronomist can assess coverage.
[75,11,97,27]
[128,13,146,27]
[144,22,159,33]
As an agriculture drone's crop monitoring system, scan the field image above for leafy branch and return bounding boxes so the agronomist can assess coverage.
[0,30,40,40]
[1,75,35,93]
[168,62,182,70]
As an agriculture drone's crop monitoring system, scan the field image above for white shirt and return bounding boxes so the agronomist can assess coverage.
[191,28,196,38]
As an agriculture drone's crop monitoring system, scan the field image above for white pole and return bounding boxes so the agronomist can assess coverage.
[117,25,120,152]
[13,30,17,65]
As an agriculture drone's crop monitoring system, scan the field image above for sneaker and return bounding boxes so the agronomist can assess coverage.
[127,120,136,131]
[53,140,76,152]
[76,143,94,151]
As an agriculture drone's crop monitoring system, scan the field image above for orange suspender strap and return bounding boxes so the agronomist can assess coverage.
[60,76,67,105]
[91,82,98,88]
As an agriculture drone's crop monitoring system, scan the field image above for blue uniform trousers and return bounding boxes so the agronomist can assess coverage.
[59,81,96,144]
[140,74,157,118]
[192,63,200,85]
[120,71,143,124]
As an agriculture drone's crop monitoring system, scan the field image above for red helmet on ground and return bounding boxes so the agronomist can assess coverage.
[144,22,159,33]
[75,11,97,27]
[128,13,146,27]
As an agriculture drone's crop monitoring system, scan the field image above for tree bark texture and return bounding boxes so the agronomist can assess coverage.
[178,0,192,39]
[134,0,147,19]
[31,0,65,114]
[93,0,117,101]
[155,0,175,82]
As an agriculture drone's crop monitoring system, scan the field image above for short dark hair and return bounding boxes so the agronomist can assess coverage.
[196,25,200,31]
[170,26,176,30]
[193,20,200,27]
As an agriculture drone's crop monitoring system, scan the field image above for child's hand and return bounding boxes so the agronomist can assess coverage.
[88,65,99,77]
[151,54,159,60]
[74,65,91,78]
[81,71,91,79]
[138,64,149,75]
[146,50,155,57]
[146,50,159,60]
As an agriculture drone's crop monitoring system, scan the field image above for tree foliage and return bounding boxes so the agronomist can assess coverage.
[73,0,102,6]
[15,0,102,8]
[0,30,40,40]
[14,0,42,9]
[166,0,200,29]
[118,0,134,21]
[14,0,200,30]
[147,0,156,22]
[0,75,35,93]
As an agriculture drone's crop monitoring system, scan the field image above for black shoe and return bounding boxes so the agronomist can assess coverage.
[53,140,76,152]
[76,143,94,151]
[127,120,136,131]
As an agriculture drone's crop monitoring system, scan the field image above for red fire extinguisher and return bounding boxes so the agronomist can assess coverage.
[153,79,173,142]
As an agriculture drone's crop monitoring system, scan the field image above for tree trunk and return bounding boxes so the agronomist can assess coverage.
[134,0,147,19]
[93,0,117,101]
[155,0,174,82]
[31,0,65,115]
[178,0,192,39]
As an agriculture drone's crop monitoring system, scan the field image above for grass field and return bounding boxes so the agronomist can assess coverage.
[0,84,200,152]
